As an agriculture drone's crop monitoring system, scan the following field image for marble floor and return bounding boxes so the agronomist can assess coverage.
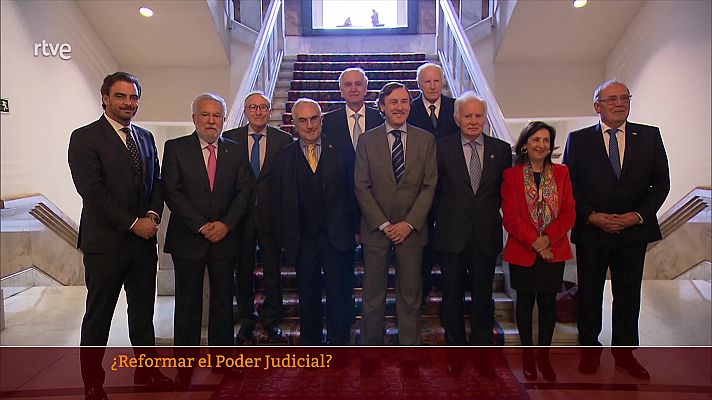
[2,280,709,346]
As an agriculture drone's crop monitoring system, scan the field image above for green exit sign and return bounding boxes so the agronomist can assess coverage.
[0,98,8,113]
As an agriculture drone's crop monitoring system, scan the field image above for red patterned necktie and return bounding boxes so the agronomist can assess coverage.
[207,144,217,191]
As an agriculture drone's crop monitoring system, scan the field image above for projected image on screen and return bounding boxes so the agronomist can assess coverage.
[312,0,408,30]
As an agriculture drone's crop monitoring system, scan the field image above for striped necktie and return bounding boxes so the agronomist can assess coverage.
[607,128,621,179]
[391,130,405,183]
[468,141,482,195]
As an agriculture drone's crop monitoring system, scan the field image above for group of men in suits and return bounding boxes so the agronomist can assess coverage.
[69,68,668,398]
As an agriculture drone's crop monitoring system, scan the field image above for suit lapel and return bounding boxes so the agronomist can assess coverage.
[451,135,472,188]
[620,123,637,178]
[188,133,212,191]
[591,123,619,180]
[100,116,136,173]
[214,136,232,191]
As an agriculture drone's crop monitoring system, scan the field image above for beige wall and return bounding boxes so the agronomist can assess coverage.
[606,0,711,214]
[0,0,118,222]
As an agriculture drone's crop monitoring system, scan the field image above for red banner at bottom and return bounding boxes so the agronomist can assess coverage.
[1,347,710,399]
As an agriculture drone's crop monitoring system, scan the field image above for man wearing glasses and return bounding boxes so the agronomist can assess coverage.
[563,80,670,379]
[223,92,293,344]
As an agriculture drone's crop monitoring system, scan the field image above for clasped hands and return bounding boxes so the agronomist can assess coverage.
[588,212,639,234]
[201,221,230,243]
[384,222,413,245]
[532,235,553,260]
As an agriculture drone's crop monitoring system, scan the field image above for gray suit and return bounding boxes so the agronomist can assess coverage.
[354,123,437,345]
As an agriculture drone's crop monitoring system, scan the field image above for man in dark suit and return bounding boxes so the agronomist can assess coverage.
[162,93,251,389]
[563,80,670,379]
[272,98,359,345]
[223,92,292,344]
[355,82,438,345]
[407,63,457,304]
[322,67,384,157]
[68,72,172,400]
[407,63,457,138]
[432,92,512,347]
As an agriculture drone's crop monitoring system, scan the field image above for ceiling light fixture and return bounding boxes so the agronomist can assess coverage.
[573,0,588,8]
[139,6,154,17]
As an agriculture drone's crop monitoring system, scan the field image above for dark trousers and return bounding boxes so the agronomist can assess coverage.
[439,233,497,346]
[296,231,354,345]
[80,243,158,389]
[516,292,557,346]
[576,242,646,347]
[420,213,436,301]
[235,213,282,328]
[173,252,235,347]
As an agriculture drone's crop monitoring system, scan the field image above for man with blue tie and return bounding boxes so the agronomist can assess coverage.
[223,92,292,344]
[564,80,670,379]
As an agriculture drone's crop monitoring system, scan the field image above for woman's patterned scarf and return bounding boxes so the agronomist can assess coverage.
[524,163,559,233]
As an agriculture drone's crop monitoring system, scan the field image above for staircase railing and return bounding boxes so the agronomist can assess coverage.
[435,0,513,144]
[651,186,711,248]
[225,0,285,129]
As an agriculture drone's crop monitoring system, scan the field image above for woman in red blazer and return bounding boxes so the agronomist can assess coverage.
[502,121,575,381]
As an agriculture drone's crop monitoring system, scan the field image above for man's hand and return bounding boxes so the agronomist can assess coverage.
[131,217,158,240]
[588,212,625,234]
[202,221,230,243]
[610,212,641,230]
[385,222,413,245]
[532,235,551,253]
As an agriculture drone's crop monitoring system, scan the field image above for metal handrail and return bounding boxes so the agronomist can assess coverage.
[436,0,513,144]
[225,0,284,129]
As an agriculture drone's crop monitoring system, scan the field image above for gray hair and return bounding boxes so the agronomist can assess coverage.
[593,79,629,102]
[453,91,487,120]
[338,67,368,88]
[191,93,227,116]
[244,90,271,108]
[416,63,443,82]
[292,98,322,118]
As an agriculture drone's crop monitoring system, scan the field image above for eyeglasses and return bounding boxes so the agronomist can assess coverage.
[598,95,632,105]
[246,104,270,112]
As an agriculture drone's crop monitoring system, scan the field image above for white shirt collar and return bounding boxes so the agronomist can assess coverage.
[345,104,366,118]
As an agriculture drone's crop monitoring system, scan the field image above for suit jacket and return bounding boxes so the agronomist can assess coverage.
[354,123,438,247]
[271,134,358,265]
[322,105,384,158]
[563,122,670,245]
[222,125,293,235]
[162,133,251,259]
[501,164,575,266]
[407,94,457,138]
[432,133,512,255]
[68,115,163,253]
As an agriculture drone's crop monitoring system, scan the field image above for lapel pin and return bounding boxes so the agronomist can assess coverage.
[632,132,637,136]
[328,144,333,148]
[490,154,494,159]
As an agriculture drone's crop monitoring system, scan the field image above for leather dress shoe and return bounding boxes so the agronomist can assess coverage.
[236,324,256,345]
[615,356,650,380]
[84,386,108,400]
[134,369,173,390]
[522,350,537,380]
[578,353,600,374]
[537,355,557,382]
[174,373,192,392]
[265,325,288,344]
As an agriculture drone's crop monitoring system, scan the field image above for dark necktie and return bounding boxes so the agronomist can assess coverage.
[429,104,438,131]
[607,128,621,179]
[120,127,142,175]
[468,141,482,195]
[391,130,405,184]
[250,133,262,177]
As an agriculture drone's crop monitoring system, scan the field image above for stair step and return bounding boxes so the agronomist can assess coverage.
[296,53,427,62]
[287,89,420,102]
[292,70,419,80]
[254,264,506,293]
[250,288,512,322]
[288,79,420,91]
